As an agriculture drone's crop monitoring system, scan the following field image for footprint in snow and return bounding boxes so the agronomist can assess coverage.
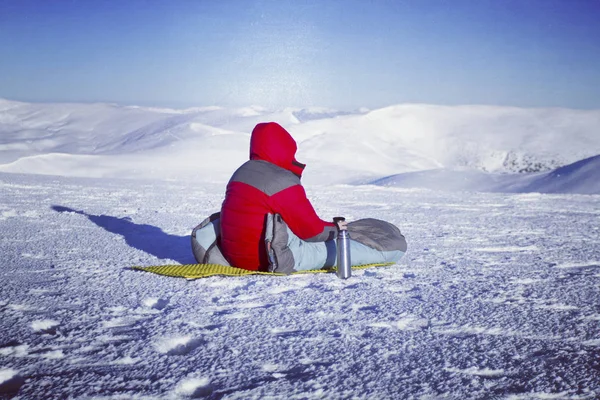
[175,376,213,398]
[141,297,169,310]
[0,368,24,396]
[154,335,204,356]
[31,319,60,335]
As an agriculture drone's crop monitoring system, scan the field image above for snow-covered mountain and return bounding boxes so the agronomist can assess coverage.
[372,155,600,195]
[1,98,599,192]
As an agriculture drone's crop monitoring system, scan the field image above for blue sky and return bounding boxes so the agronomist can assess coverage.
[1,0,599,109]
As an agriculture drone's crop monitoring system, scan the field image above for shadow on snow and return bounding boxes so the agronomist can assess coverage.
[51,205,195,264]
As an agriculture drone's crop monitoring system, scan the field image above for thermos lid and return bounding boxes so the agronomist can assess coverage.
[333,216,348,232]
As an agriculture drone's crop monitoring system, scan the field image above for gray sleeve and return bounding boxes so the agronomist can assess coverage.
[304,225,337,242]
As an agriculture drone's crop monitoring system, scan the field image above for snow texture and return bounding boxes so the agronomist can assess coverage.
[1,99,600,398]
[1,172,599,399]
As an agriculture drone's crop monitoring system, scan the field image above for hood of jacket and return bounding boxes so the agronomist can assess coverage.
[249,122,305,177]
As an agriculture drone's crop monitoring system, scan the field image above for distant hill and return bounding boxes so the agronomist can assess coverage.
[515,154,600,194]
[1,98,599,191]
[371,154,600,194]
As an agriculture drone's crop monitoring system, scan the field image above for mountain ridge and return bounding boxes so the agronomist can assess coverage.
[1,99,599,191]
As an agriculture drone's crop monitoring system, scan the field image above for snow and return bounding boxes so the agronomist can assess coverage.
[175,377,213,397]
[443,367,506,377]
[0,369,19,385]
[0,367,23,395]
[1,98,600,189]
[1,99,600,398]
[30,319,60,333]
[373,155,600,194]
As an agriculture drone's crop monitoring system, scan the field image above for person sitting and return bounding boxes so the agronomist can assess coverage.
[220,122,337,271]
[190,122,407,274]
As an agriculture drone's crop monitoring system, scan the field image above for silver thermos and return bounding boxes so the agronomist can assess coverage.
[334,217,351,279]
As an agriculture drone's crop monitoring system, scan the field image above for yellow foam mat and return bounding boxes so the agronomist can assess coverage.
[132,262,394,279]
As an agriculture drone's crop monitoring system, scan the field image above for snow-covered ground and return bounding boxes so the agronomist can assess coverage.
[2,172,599,399]
[1,99,600,398]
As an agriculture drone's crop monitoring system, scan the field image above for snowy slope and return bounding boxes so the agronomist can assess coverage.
[1,172,599,399]
[516,154,600,194]
[372,154,600,195]
[292,104,600,176]
[1,99,600,398]
[1,99,599,187]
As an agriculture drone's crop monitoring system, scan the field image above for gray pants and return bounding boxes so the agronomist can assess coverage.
[265,214,407,274]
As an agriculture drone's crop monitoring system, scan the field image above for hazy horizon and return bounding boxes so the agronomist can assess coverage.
[1,0,600,110]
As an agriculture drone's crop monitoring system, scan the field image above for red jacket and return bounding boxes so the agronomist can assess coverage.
[220,122,336,270]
